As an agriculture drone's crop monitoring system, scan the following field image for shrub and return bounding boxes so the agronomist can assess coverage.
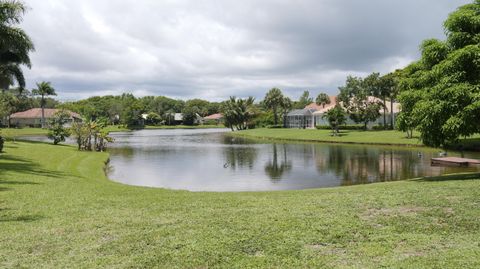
[267,124,284,129]
[252,111,275,128]
[145,112,162,125]
[47,111,72,145]
[372,125,392,130]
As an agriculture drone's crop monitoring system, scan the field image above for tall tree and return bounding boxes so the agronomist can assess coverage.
[381,72,400,129]
[222,96,256,131]
[296,90,313,109]
[363,73,387,127]
[263,88,284,125]
[339,76,382,129]
[398,0,480,147]
[281,96,292,127]
[0,0,34,91]
[32,81,56,128]
[315,93,331,108]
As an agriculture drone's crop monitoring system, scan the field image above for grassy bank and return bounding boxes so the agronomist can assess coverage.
[233,128,423,147]
[0,141,479,268]
[145,124,226,130]
[0,128,47,140]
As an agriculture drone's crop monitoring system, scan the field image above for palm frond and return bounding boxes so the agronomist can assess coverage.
[0,0,27,25]
[0,62,25,89]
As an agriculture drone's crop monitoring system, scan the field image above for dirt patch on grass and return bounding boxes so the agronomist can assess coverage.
[305,243,347,256]
[361,206,427,221]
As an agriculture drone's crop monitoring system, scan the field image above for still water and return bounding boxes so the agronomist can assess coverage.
[107,129,480,192]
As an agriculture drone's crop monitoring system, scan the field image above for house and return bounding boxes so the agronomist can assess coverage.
[284,95,401,129]
[166,112,203,125]
[203,113,224,124]
[285,108,317,129]
[9,108,82,128]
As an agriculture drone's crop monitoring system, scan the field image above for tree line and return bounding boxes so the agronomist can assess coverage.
[1,0,480,149]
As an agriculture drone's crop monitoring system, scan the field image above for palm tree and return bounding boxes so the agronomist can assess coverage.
[32,81,56,128]
[0,0,34,91]
[264,88,284,125]
[316,93,331,108]
[223,96,256,131]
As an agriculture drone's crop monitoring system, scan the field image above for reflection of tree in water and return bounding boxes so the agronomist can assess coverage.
[108,147,135,159]
[264,144,292,182]
[222,145,258,170]
[314,145,426,186]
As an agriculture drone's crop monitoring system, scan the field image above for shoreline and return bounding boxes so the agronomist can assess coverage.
[230,128,480,152]
[229,131,428,148]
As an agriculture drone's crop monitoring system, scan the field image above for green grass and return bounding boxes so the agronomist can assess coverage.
[1,141,479,268]
[234,128,480,150]
[145,124,226,129]
[234,128,424,146]
[0,128,47,140]
[101,125,132,133]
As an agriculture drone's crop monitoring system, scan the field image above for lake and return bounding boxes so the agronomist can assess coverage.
[106,129,480,192]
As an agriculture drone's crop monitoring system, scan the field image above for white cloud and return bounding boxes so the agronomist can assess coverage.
[20,0,470,100]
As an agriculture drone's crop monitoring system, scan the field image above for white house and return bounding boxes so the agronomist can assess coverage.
[284,95,401,129]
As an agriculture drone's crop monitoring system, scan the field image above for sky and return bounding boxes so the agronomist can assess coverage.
[21,0,470,101]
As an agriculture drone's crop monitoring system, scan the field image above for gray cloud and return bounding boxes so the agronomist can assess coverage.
[21,0,470,101]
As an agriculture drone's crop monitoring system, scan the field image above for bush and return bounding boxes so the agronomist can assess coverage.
[252,111,275,128]
[267,124,284,129]
[0,136,4,152]
[204,119,220,125]
[145,112,162,125]
[372,125,392,130]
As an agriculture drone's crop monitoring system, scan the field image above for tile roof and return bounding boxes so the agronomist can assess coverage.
[304,96,337,112]
[10,108,81,119]
[203,113,223,120]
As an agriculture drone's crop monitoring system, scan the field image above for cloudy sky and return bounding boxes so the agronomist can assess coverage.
[21,0,469,101]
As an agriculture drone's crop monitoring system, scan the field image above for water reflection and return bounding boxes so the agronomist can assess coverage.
[106,129,480,192]
[222,145,257,170]
[264,144,292,182]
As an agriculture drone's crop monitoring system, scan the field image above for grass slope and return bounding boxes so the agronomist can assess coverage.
[234,128,423,146]
[0,128,47,140]
[145,124,226,130]
[0,142,479,268]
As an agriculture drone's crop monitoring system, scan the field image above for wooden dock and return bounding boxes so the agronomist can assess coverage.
[431,157,480,167]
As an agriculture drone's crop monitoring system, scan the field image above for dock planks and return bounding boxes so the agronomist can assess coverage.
[431,157,480,167]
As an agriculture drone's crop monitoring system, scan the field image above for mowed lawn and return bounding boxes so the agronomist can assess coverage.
[235,129,480,150]
[1,128,47,139]
[1,141,480,268]
[234,128,423,146]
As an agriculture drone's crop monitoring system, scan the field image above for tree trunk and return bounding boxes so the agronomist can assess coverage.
[273,108,278,125]
[41,95,45,129]
[390,98,394,129]
[383,96,387,128]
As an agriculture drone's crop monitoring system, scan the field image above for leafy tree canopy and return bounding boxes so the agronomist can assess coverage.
[397,0,480,147]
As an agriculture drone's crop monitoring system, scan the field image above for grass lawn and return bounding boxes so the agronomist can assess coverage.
[0,141,479,268]
[145,124,226,130]
[0,128,47,140]
[233,128,423,147]
[234,128,480,150]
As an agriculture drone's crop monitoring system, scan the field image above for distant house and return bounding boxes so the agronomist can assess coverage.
[10,108,82,128]
[203,113,224,124]
[284,95,401,129]
[285,109,316,129]
[166,112,203,125]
